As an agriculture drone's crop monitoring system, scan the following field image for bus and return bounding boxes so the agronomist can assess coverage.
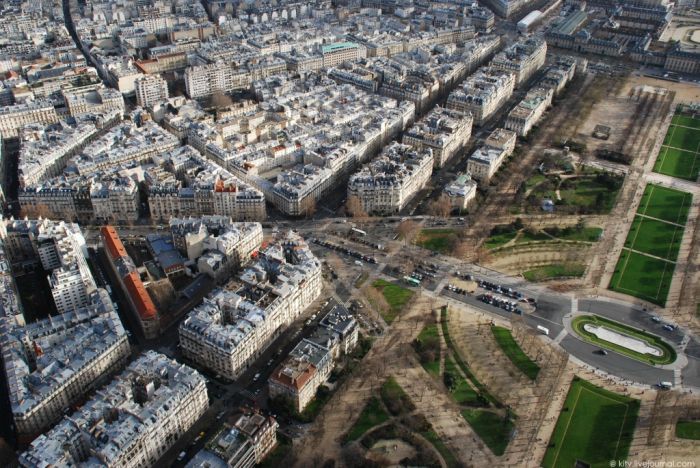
[403,276,420,287]
[351,227,367,237]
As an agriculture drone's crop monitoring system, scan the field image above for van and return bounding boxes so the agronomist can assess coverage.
[354,260,363,266]
[658,381,672,390]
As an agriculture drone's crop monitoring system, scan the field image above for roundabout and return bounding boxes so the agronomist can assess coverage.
[571,314,677,365]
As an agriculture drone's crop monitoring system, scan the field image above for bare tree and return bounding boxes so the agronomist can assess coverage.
[428,194,452,218]
[19,203,53,219]
[397,220,418,246]
[363,284,390,318]
[210,90,232,108]
[346,195,368,219]
[300,197,317,219]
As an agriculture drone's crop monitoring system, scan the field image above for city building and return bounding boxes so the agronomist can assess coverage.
[147,146,267,222]
[403,107,473,168]
[444,172,478,211]
[466,128,517,183]
[101,226,160,339]
[321,42,367,67]
[504,86,553,137]
[347,142,433,215]
[169,216,263,283]
[0,100,58,138]
[63,86,126,118]
[179,231,322,380]
[490,37,547,87]
[18,114,121,188]
[186,411,278,468]
[135,74,170,108]
[269,302,357,413]
[0,218,129,436]
[446,67,515,124]
[269,338,333,413]
[19,351,208,468]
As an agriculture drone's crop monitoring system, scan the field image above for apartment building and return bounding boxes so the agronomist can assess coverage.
[170,216,263,284]
[135,74,170,108]
[490,37,547,87]
[504,87,553,137]
[0,219,129,436]
[63,86,126,118]
[466,128,517,183]
[403,107,473,168]
[102,226,160,339]
[446,67,515,124]
[71,120,180,175]
[0,100,58,138]
[3,219,96,314]
[19,351,208,468]
[347,142,433,216]
[321,42,366,67]
[179,231,322,380]
[269,339,333,413]
[444,172,478,211]
[186,411,278,468]
[90,176,140,223]
[148,146,266,221]
[18,115,119,188]
[269,303,357,412]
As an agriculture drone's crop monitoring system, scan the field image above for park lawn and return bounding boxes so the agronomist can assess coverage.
[525,173,548,190]
[491,326,540,380]
[624,216,683,262]
[523,263,585,282]
[558,177,621,213]
[676,420,700,440]
[671,114,700,129]
[653,146,700,181]
[419,429,461,468]
[444,354,480,405]
[415,323,441,377]
[417,228,457,253]
[440,308,501,407]
[372,279,414,324]
[515,230,551,243]
[484,231,518,249]
[380,377,416,416]
[461,409,514,456]
[542,378,640,468]
[666,123,700,151]
[609,249,674,306]
[638,184,692,225]
[572,315,676,365]
[548,226,603,242]
[344,396,390,443]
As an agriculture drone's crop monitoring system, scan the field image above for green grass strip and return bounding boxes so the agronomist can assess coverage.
[344,396,390,443]
[461,409,514,456]
[676,420,700,440]
[440,308,501,407]
[491,326,540,380]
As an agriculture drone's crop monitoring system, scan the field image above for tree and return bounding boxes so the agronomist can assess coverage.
[346,195,367,219]
[210,90,232,108]
[19,203,53,219]
[397,220,418,246]
[300,197,317,219]
[363,284,390,318]
[428,194,452,218]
